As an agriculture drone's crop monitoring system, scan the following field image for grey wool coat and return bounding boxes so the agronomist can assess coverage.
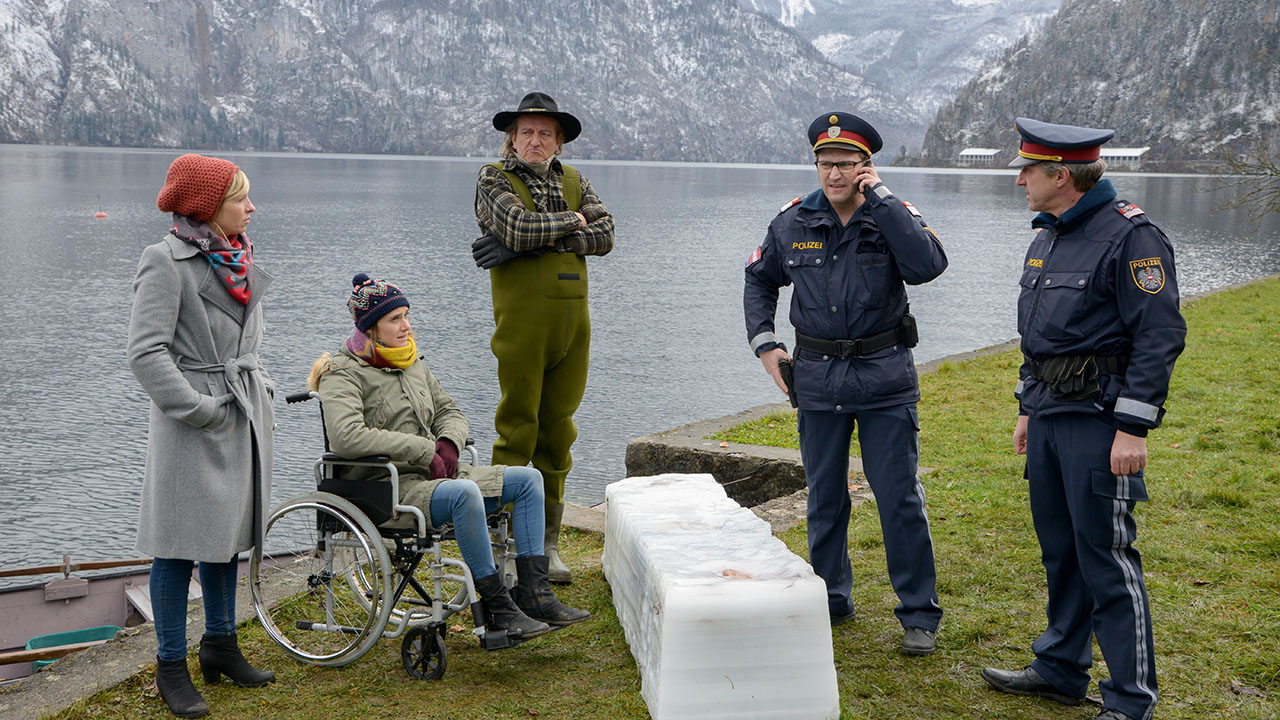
[127,232,275,562]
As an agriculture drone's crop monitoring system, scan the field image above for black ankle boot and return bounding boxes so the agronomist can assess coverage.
[514,555,591,626]
[155,656,210,718]
[198,634,275,687]
[474,572,551,639]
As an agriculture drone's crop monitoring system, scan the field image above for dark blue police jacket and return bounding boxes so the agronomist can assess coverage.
[744,184,948,411]
[1015,179,1186,436]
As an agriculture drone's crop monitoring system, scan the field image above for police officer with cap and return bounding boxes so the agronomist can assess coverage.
[980,118,1186,720]
[744,111,948,655]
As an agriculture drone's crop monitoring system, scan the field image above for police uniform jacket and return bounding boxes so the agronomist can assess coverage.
[1015,178,1186,436]
[744,184,947,411]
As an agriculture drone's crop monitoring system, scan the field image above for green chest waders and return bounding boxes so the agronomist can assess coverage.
[485,163,590,512]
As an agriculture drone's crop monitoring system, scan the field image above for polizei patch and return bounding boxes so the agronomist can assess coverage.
[1130,257,1165,294]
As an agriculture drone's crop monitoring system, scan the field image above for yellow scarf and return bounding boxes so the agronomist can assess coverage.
[377,337,417,369]
[347,329,417,370]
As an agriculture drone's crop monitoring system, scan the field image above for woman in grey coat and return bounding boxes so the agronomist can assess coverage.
[128,154,276,718]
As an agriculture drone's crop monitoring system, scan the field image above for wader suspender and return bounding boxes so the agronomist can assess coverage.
[486,161,582,212]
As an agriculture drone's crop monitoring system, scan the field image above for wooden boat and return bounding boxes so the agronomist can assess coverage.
[0,555,200,682]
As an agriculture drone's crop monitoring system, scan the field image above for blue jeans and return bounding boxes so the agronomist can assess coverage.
[150,557,239,662]
[429,466,545,581]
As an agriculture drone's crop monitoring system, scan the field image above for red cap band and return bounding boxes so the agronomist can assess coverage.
[814,129,872,156]
[1018,140,1101,163]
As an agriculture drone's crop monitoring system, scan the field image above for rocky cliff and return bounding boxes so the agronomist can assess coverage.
[0,0,923,162]
[921,0,1280,169]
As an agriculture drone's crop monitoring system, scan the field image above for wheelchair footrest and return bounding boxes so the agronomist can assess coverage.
[479,629,519,651]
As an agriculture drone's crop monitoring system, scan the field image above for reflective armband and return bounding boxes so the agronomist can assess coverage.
[750,331,778,355]
[1115,397,1160,422]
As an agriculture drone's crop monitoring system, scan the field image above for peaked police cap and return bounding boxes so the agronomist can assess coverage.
[492,92,582,143]
[808,112,882,156]
[1009,117,1116,167]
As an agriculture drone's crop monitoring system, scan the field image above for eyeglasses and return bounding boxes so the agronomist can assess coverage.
[814,159,869,174]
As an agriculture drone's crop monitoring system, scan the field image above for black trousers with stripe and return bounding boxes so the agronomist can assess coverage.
[1026,412,1158,720]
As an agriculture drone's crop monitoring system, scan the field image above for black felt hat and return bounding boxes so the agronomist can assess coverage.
[492,92,582,143]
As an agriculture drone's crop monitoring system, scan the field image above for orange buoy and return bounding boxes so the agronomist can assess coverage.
[93,211,108,218]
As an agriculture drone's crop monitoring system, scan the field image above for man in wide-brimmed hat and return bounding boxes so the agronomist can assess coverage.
[472,92,615,584]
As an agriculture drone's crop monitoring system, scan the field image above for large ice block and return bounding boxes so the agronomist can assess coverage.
[603,473,838,720]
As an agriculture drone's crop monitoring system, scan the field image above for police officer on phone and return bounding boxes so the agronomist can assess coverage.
[980,118,1185,720]
[744,112,948,655]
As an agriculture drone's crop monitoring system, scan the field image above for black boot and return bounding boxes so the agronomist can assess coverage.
[474,572,551,639]
[155,656,210,719]
[515,555,591,626]
[198,634,275,687]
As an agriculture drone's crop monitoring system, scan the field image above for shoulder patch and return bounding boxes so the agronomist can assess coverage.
[901,200,922,218]
[779,196,802,213]
[1129,257,1166,294]
[745,245,763,268]
[1116,201,1145,219]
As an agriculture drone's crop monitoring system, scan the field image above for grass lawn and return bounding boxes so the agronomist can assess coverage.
[57,278,1278,719]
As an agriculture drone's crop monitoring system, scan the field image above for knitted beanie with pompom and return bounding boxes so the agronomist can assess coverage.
[347,273,410,332]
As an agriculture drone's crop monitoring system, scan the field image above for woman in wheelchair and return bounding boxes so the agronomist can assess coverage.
[306,273,590,641]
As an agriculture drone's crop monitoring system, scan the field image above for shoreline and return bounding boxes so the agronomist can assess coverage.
[1,273,1275,720]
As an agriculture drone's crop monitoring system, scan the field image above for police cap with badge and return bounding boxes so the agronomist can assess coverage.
[1008,117,1115,167]
[808,112,883,156]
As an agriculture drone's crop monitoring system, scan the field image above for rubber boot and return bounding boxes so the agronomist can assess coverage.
[474,572,552,639]
[155,656,210,719]
[544,503,572,584]
[198,634,275,687]
[514,555,591,626]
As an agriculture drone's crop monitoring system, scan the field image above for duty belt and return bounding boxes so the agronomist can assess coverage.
[1029,354,1129,380]
[795,326,905,359]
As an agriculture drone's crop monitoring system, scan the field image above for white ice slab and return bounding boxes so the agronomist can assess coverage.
[603,473,838,720]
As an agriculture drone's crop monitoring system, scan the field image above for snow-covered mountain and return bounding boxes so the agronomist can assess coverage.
[922,0,1280,170]
[737,0,1064,144]
[0,0,923,162]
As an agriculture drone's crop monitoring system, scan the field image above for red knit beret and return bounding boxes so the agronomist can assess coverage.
[156,154,239,222]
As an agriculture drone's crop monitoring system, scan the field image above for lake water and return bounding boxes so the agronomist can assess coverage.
[2,144,1278,580]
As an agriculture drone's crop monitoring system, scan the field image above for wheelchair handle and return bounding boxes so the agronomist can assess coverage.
[285,391,317,404]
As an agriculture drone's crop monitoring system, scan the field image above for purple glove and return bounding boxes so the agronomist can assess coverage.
[433,439,459,479]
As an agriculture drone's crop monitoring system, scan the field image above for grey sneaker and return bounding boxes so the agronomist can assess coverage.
[1096,711,1136,720]
[900,626,937,656]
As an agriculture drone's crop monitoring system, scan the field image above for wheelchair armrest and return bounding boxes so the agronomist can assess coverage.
[320,453,393,467]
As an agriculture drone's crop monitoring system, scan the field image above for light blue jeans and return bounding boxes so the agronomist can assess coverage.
[429,466,544,581]
[151,557,238,662]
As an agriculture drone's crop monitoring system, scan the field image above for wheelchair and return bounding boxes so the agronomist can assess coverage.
[249,391,524,680]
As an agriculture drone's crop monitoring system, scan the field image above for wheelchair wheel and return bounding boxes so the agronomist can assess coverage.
[401,624,447,680]
[250,492,393,666]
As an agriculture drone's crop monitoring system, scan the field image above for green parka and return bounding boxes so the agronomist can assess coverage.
[315,347,505,530]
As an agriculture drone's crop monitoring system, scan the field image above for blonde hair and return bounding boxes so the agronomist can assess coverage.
[306,352,332,392]
[208,169,250,240]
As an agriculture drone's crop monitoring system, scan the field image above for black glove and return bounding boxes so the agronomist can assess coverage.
[471,234,526,269]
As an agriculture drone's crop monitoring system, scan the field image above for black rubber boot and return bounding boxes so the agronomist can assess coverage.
[155,656,210,719]
[474,572,552,639]
[198,634,275,687]
[515,555,591,626]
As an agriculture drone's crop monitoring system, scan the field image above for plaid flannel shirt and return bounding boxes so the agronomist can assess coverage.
[475,157,615,255]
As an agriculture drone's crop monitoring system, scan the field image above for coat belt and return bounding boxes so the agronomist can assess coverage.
[178,354,259,418]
